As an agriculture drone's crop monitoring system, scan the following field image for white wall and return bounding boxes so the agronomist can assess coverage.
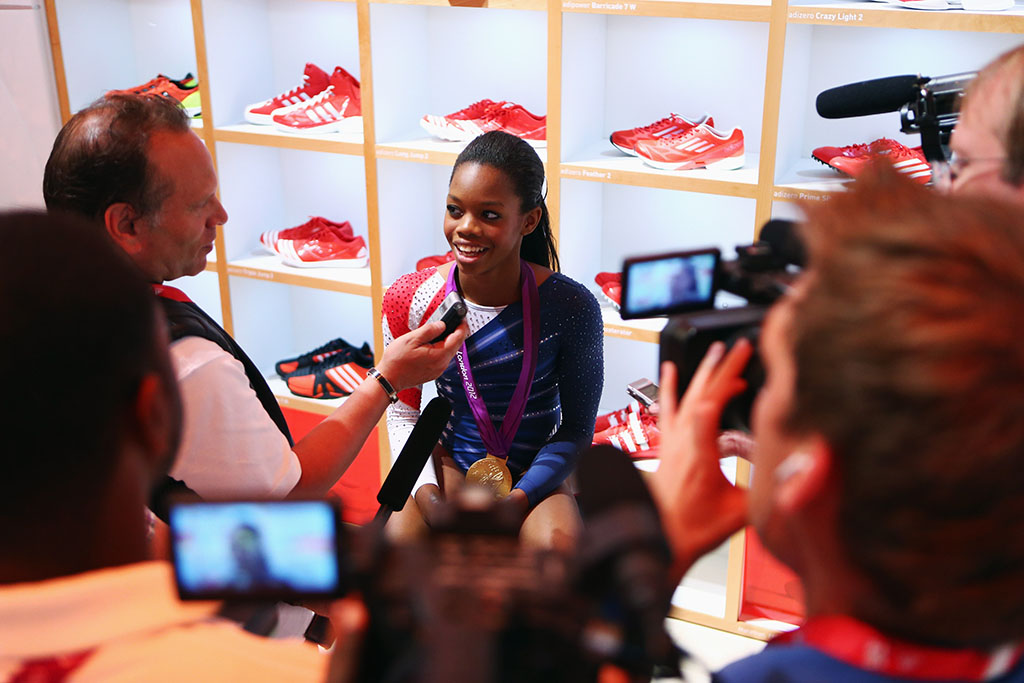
[0,5,62,209]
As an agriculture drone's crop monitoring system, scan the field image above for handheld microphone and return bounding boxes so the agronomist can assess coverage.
[816,74,920,119]
[374,397,451,523]
[759,218,805,268]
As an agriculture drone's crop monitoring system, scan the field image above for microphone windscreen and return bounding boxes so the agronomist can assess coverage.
[759,218,805,268]
[576,444,656,520]
[815,75,920,119]
[376,397,451,511]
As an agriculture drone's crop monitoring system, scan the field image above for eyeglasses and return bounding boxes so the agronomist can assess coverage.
[930,151,1006,192]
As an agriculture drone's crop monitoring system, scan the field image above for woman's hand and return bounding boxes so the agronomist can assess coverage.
[414,484,445,527]
[650,339,753,583]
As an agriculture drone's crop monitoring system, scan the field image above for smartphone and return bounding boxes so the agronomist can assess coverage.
[427,290,468,344]
[626,378,659,407]
[620,248,721,320]
[168,499,348,601]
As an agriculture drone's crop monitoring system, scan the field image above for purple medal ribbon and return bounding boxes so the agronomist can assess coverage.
[446,261,540,460]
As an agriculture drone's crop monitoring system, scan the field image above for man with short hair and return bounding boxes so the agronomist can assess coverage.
[946,45,1024,200]
[0,210,336,681]
[43,95,465,507]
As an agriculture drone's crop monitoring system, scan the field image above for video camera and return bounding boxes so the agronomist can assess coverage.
[816,71,977,165]
[620,220,803,430]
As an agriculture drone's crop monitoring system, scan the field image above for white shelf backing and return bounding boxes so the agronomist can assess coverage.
[201,0,361,130]
[54,0,197,114]
[229,279,376,387]
[773,24,1024,184]
[561,13,770,169]
[215,143,369,267]
[370,4,547,145]
[673,539,731,617]
[168,270,224,328]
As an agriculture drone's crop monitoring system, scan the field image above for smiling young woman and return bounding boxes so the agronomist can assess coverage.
[381,131,604,550]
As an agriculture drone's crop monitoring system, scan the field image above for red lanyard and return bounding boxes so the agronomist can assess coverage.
[772,615,1024,681]
[151,284,192,303]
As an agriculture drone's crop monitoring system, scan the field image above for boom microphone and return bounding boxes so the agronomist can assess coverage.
[816,74,920,119]
[375,397,451,521]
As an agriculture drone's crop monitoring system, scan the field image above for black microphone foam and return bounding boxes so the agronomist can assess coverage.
[816,74,920,119]
[376,397,451,511]
[759,218,805,268]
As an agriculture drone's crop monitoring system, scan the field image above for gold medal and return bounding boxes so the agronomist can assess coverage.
[465,454,512,499]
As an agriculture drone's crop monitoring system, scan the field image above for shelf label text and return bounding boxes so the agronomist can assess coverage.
[563,0,639,12]
[561,166,613,180]
[788,8,864,23]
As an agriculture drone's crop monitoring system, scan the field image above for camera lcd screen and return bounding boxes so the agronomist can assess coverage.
[169,500,344,601]
[620,248,721,319]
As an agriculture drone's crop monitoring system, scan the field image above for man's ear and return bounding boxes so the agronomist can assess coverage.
[103,202,146,256]
[521,205,542,237]
[773,436,833,512]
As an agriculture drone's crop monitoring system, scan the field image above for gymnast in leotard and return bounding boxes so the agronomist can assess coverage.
[382,131,604,549]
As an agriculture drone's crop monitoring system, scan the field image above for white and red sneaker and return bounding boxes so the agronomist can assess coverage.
[275,225,368,268]
[244,63,331,125]
[272,66,362,135]
[812,138,931,184]
[416,251,455,271]
[420,99,507,141]
[593,409,660,458]
[594,271,622,310]
[594,400,648,434]
[435,102,546,147]
[610,113,713,156]
[259,216,354,255]
[635,123,744,171]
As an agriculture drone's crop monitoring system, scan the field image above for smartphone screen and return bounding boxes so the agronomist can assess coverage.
[169,500,345,601]
[620,248,720,319]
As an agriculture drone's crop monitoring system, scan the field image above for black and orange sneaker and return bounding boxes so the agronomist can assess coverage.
[285,344,374,399]
[275,338,369,378]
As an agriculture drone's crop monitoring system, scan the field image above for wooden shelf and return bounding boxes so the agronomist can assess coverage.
[226,254,373,295]
[213,124,365,156]
[562,0,771,21]
[372,0,545,9]
[562,151,760,198]
[376,136,549,166]
[787,0,1024,31]
[267,376,346,416]
[601,305,667,344]
[773,157,853,202]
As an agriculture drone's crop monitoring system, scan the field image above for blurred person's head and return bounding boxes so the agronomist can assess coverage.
[749,168,1024,647]
[947,45,1024,200]
[0,210,182,584]
[43,94,227,283]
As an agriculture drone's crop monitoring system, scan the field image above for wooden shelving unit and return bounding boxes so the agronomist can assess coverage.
[43,0,1024,642]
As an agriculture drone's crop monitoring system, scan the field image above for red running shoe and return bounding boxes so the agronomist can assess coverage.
[635,123,744,171]
[610,113,713,156]
[440,102,546,147]
[812,138,931,185]
[106,74,200,117]
[416,251,455,271]
[594,271,621,310]
[259,216,354,255]
[594,401,648,434]
[593,409,660,458]
[275,225,368,268]
[272,66,362,134]
[286,345,374,399]
[420,99,507,141]
[245,62,331,125]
